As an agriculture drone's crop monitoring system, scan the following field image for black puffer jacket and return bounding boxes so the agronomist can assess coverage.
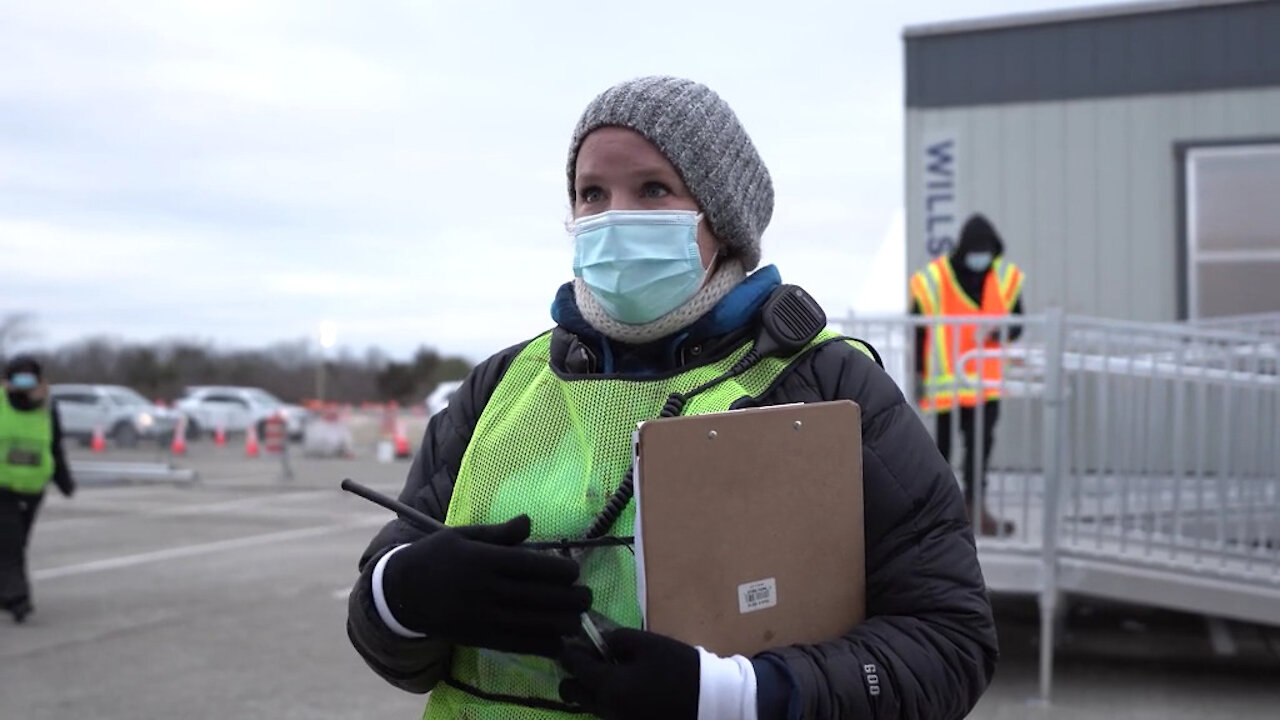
[348,299,998,720]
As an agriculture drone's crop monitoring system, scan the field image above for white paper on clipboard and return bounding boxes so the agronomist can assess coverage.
[631,424,649,626]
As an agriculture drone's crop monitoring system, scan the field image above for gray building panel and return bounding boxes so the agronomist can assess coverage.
[1193,10,1230,86]
[1057,21,1098,99]
[1000,29,1040,101]
[1034,106,1070,313]
[1088,15,1131,97]
[960,33,1001,101]
[1000,107,1038,286]
[905,1,1280,108]
[1129,96,1177,322]
[1230,92,1274,132]
[1186,83,1227,128]
[971,106,1006,225]
[1092,99,1135,318]
[1222,7,1258,85]
[1138,13,1194,90]
[1063,103,1100,311]
[1261,4,1280,80]
[1030,25,1069,96]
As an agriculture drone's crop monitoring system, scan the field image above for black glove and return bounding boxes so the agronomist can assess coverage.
[559,628,699,720]
[382,514,591,657]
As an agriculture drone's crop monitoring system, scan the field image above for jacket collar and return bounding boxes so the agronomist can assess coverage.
[550,265,783,375]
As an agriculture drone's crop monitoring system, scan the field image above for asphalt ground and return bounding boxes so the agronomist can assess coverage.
[2,448,1277,719]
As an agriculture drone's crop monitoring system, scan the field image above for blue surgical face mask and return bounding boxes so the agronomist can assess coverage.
[963,252,994,272]
[571,210,705,324]
[8,373,38,390]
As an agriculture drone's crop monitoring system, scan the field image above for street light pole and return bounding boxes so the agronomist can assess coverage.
[317,320,337,402]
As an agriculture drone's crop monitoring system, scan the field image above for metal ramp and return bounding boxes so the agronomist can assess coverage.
[832,310,1280,701]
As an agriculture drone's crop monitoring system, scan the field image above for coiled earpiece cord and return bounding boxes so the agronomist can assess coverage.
[583,347,764,541]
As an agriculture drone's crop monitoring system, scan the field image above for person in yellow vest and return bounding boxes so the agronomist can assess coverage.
[347,77,997,720]
[0,355,75,623]
[910,215,1024,536]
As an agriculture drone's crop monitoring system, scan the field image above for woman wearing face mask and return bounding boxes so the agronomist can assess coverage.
[347,76,997,720]
[0,355,75,623]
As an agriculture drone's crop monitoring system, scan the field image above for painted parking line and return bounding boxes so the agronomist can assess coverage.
[38,490,337,530]
[32,515,384,581]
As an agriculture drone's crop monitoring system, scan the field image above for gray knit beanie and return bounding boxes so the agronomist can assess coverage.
[567,76,774,270]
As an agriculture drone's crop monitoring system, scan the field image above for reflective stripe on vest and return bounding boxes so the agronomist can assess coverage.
[0,393,55,494]
[994,257,1024,310]
[423,329,872,720]
[912,256,1023,412]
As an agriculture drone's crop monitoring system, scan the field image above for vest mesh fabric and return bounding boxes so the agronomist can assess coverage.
[0,393,54,494]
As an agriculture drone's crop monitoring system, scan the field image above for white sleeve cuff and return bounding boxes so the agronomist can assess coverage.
[372,544,427,639]
[696,647,758,720]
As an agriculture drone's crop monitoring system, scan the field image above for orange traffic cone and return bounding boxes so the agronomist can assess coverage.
[214,422,227,447]
[170,415,187,455]
[393,419,411,459]
[91,425,107,453]
[245,423,260,458]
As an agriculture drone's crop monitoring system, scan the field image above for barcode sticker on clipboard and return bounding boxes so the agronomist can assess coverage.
[737,578,778,614]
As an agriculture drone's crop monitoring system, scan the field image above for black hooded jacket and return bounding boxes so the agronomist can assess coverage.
[347,282,998,720]
[911,215,1024,375]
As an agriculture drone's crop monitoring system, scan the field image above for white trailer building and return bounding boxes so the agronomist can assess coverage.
[904,0,1280,320]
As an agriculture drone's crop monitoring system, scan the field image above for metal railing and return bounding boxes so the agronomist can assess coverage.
[829,310,1280,701]
[1189,311,1280,338]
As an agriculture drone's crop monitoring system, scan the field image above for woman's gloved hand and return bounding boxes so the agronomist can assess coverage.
[381,514,591,657]
[558,628,700,720]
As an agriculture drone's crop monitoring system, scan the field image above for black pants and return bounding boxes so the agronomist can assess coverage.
[934,401,1001,501]
[0,488,44,608]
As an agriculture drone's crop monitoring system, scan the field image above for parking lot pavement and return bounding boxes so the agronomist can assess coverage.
[974,596,1280,719]
[2,452,1278,719]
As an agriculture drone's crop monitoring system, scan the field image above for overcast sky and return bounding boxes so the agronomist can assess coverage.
[3,0,1107,362]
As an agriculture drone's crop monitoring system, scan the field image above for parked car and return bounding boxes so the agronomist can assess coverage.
[48,384,179,448]
[175,386,311,441]
[424,380,464,417]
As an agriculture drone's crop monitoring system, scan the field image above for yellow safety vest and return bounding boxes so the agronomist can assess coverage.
[423,329,873,720]
[909,256,1023,411]
[0,393,55,495]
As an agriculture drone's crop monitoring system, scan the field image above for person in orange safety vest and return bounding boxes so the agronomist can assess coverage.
[910,215,1024,536]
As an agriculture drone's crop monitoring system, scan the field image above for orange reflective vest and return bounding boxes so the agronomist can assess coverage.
[909,256,1024,412]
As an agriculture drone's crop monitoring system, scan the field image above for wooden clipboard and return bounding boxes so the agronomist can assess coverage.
[633,399,865,657]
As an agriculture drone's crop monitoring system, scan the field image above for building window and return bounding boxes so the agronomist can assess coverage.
[1184,143,1280,319]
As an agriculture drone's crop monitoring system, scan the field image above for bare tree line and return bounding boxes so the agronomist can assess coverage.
[0,313,472,404]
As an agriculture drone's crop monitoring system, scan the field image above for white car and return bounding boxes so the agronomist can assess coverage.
[175,386,310,441]
[49,384,179,447]
[424,380,464,417]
